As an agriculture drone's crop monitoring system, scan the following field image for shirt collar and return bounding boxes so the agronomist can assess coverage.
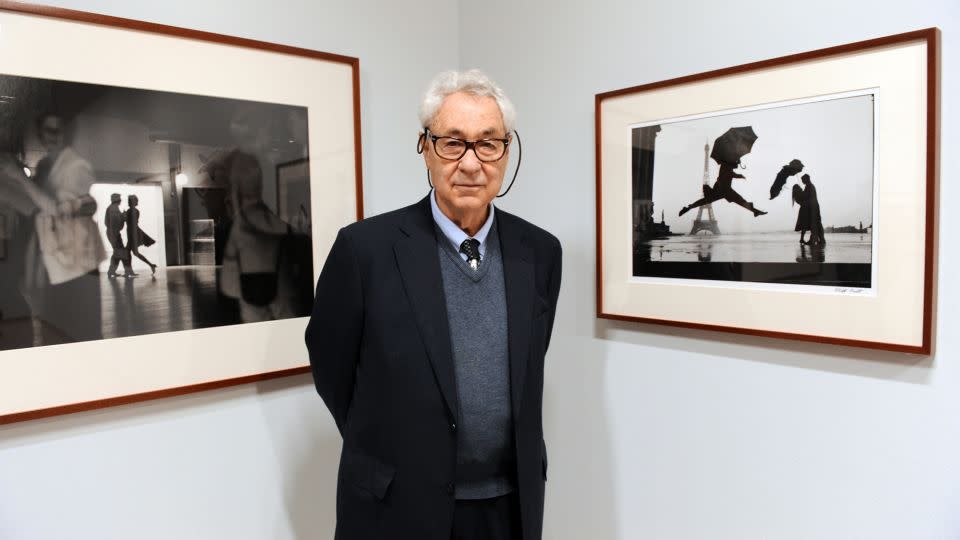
[430,189,495,257]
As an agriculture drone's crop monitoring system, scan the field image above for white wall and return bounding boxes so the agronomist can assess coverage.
[459,0,960,539]
[0,1,456,539]
[2,1,959,539]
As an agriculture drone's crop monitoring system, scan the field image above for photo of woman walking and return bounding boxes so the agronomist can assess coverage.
[125,194,157,276]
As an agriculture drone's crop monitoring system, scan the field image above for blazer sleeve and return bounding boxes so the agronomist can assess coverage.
[544,238,562,352]
[305,227,364,434]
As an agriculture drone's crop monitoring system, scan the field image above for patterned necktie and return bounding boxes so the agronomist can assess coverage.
[459,238,481,271]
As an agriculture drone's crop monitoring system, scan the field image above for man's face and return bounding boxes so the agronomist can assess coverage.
[39,116,64,152]
[423,92,509,220]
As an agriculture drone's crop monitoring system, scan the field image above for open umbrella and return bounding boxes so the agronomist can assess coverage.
[710,126,757,168]
[769,158,804,200]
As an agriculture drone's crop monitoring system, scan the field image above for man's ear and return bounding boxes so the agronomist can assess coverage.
[416,128,427,155]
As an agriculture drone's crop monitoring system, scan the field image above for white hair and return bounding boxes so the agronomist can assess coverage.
[418,69,516,134]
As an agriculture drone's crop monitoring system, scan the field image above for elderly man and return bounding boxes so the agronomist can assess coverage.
[306,70,562,540]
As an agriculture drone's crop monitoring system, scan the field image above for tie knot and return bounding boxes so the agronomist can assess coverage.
[459,238,481,269]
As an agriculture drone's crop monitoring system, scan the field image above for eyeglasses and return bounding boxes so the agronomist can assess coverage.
[424,128,510,162]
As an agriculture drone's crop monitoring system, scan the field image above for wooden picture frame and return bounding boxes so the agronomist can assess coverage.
[0,1,363,424]
[596,29,939,354]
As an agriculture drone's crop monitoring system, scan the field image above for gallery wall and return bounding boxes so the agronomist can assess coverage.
[0,1,957,539]
[459,0,959,538]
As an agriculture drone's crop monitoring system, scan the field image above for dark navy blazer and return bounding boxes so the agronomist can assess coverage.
[306,194,562,540]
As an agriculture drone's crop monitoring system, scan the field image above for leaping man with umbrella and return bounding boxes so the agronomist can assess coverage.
[679,126,767,218]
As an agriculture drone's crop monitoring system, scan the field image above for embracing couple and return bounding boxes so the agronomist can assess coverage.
[104,193,156,278]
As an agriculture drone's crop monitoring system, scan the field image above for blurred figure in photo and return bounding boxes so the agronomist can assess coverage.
[0,105,54,348]
[219,150,295,322]
[24,112,105,345]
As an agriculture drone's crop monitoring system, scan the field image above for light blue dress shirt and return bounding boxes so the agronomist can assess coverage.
[430,189,495,262]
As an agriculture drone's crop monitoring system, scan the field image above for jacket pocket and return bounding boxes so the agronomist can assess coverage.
[340,447,396,500]
[534,294,551,317]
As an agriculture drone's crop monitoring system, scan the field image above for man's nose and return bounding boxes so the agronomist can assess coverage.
[457,148,482,173]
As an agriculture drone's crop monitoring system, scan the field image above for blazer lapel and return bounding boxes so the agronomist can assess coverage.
[394,196,459,421]
[498,213,534,422]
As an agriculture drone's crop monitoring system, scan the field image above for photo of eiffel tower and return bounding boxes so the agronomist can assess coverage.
[631,94,874,289]
[690,142,720,235]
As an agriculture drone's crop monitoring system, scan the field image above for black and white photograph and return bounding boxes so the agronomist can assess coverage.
[631,92,876,290]
[0,73,314,352]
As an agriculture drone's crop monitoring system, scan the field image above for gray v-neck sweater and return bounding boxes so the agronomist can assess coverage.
[436,222,515,500]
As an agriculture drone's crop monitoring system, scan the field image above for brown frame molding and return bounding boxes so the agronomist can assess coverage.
[1,366,311,425]
[595,28,940,355]
[0,1,364,425]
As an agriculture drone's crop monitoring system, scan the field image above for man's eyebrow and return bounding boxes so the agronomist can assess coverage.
[441,127,505,138]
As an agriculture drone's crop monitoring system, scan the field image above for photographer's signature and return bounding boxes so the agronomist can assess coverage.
[834,287,868,295]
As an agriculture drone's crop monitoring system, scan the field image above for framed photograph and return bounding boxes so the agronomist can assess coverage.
[596,29,939,353]
[0,2,363,423]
